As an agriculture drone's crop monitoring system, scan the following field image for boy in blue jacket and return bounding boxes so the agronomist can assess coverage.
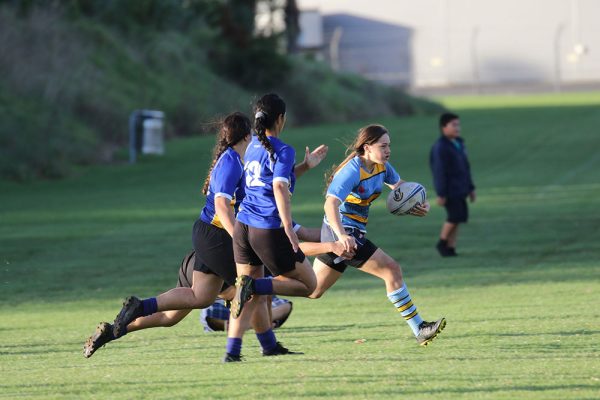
[430,113,476,256]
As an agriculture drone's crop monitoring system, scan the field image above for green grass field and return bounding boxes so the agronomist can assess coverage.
[2,92,600,399]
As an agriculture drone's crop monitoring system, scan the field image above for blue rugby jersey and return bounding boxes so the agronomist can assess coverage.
[237,135,296,229]
[199,148,245,229]
[326,156,400,232]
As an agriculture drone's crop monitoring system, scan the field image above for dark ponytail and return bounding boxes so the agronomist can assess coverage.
[202,112,252,195]
[254,93,286,163]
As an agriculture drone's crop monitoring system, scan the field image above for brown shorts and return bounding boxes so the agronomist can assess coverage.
[233,221,306,276]
[176,251,195,288]
[176,250,230,292]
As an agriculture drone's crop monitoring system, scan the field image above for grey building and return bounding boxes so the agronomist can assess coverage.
[297,0,600,89]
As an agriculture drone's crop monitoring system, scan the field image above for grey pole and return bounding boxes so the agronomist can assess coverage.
[554,24,566,93]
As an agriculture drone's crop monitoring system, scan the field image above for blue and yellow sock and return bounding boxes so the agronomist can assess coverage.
[387,284,424,336]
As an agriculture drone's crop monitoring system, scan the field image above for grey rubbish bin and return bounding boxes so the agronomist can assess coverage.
[129,110,165,164]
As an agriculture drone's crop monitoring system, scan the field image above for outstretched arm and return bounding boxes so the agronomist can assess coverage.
[295,145,328,178]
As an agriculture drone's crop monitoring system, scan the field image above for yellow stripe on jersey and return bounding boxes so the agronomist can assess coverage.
[345,192,381,206]
[210,215,223,229]
[210,198,236,229]
[359,163,386,182]
[342,212,368,223]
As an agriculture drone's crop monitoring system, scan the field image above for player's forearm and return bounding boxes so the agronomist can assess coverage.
[298,241,334,257]
[294,161,309,178]
[324,197,345,238]
[296,226,321,242]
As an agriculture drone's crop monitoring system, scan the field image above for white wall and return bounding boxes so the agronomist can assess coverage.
[298,0,600,87]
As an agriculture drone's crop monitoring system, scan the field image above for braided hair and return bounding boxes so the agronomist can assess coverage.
[324,124,389,190]
[254,93,286,163]
[202,112,252,195]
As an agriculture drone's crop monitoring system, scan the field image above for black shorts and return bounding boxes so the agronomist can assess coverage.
[316,223,378,273]
[192,219,237,287]
[233,221,306,276]
[445,197,468,223]
[177,250,231,292]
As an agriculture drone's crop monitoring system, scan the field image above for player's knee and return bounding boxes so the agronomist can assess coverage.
[384,261,403,282]
[253,295,268,305]
[304,277,317,296]
[163,318,180,328]
[191,297,213,309]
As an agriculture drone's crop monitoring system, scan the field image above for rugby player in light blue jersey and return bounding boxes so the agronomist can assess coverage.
[310,124,446,347]
[225,93,337,362]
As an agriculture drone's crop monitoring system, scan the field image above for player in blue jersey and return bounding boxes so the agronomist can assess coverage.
[97,112,299,358]
[309,124,446,347]
[85,111,344,360]
[224,93,329,362]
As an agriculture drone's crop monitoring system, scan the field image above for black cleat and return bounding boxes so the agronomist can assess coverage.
[113,296,143,338]
[222,353,243,363]
[436,241,453,257]
[416,318,446,346]
[263,342,303,356]
[83,322,114,358]
[230,275,254,319]
[448,247,458,256]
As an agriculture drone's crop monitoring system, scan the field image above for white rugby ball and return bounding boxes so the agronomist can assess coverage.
[386,182,427,216]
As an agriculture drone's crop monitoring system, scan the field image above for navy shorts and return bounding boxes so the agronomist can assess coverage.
[233,221,306,276]
[192,219,237,287]
[316,223,378,273]
[445,197,468,223]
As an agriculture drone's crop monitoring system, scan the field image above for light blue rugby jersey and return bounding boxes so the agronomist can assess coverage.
[237,135,296,229]
[199,148,245,229]
[326,156,400,232]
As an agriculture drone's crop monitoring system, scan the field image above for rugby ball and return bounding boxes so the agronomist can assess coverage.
[386,182,426,216]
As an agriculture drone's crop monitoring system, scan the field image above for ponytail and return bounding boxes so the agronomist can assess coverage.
[253,93,286,164]
[202,112,252,195]
[202,138,229,195]
[255,111,276,163]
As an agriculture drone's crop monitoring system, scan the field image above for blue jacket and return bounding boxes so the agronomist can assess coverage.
[429,136,475,199]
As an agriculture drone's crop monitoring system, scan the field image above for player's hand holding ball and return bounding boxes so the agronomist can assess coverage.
[386,182,428,217]
[409,201,430,217]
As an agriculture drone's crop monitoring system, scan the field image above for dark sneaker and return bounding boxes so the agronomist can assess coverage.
[416,318,446,346]
[263,342,303,356]
[83,322,114,358]
[113,296,143,338]
[222,353,243,362]
[273,301,293,329]
[436,241,453,257]
[448,247,458,256]
[230,275,254,319]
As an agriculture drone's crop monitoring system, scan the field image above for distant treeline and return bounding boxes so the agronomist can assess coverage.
[0,1,442,180]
